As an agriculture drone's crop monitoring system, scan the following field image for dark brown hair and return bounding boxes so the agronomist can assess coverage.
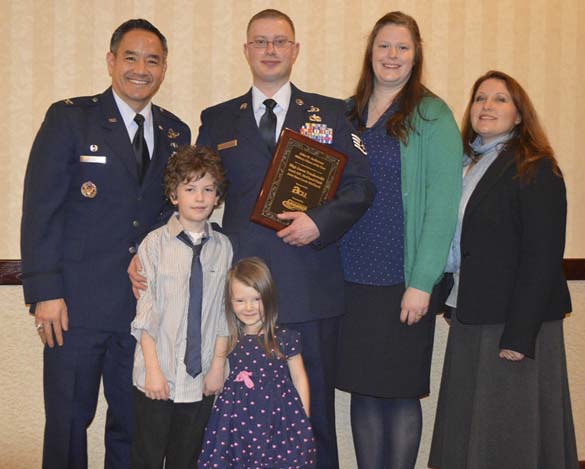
[164,145,227,205]
[225,257,283,359]
[247,9,295,38]
[461,70,561,181]
[350,11,430,143]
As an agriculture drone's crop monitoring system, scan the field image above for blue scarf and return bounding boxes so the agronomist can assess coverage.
[444,132,513,307]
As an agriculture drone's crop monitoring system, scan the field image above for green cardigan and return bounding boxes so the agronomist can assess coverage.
[399,96,462,293]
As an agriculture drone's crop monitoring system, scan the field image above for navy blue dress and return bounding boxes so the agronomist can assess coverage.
[199,329,316,468]
[336,104,437,398]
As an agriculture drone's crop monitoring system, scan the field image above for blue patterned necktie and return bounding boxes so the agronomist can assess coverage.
[259,98,277,152]
[176,231,208,378]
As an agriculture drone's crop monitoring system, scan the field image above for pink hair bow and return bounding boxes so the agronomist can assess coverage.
[235,371,254,389]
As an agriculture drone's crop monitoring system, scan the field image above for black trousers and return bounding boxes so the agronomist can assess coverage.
[131,387,214,469]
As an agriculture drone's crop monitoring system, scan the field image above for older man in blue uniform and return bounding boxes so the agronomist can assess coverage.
[20,19,190,469]
[197,9,375,468]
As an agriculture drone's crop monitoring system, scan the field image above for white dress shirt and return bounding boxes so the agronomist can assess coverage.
[112,90,154,159]
[252,82,291,142]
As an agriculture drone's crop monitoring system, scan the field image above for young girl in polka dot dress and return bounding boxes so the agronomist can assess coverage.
[198,257,316,468]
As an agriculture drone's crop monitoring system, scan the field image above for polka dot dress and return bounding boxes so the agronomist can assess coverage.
[198,329,316,468]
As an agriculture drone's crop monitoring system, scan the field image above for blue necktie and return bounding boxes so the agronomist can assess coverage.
[259,98,277,153]
[177,231,208,378]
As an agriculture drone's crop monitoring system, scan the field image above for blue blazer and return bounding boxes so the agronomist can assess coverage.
[197,84,375,323]
[21,88,191,332]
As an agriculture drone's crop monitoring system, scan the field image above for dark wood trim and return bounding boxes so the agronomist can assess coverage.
[0,260,22,285]
[1,258,585,285]
[563,259,585,281]
[579,460,584,469]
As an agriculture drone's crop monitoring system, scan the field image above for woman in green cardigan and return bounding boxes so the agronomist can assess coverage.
[336,11,462,469]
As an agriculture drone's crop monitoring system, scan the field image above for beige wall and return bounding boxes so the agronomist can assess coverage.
[0,0,583,467]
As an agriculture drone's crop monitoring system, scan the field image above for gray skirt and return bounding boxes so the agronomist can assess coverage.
[429,316,578,469]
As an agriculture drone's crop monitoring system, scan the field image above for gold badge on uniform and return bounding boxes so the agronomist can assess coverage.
[295,98,304,106]
[308,105,320,113]
[81,181,97,198]
[309,114,322,122]
[240,102,248,110]
[167,128,180,139]
[108,117,117,123]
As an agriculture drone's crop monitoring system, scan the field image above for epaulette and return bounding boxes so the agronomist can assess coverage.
[154,104,185,124]
[344,96,356,117]
[59,94,100,107]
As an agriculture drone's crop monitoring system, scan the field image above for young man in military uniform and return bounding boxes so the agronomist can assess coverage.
[21,19,190,469]
[196,9,374,468]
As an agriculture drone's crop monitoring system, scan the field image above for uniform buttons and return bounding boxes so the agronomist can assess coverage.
[132,220,140,228]
[129,246,137,254]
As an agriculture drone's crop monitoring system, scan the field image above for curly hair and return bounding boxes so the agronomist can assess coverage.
[164,145,227,205]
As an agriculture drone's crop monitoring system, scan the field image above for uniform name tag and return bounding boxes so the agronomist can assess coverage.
[80,155,107,164]
[217,139,237,151]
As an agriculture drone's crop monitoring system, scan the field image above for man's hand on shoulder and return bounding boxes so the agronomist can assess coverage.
[128,255,147,299]
[34,298,69,347]
[276,212,320,246]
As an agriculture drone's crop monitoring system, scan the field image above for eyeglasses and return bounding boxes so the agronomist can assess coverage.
[248,38,295,49]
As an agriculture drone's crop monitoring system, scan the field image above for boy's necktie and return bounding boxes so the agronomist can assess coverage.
[176,231,208,378]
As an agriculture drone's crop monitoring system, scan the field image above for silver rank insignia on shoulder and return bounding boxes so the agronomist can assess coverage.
[295,98,304,106]
[167,128,180,139]
[307,106,320,113]
[90,144,98,152]
[351,133,367,156]
[81,181,97,198]
[309,114,322,122]
[64,98,74,105]
[240,102,248,110]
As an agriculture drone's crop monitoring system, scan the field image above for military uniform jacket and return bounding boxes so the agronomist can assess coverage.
[197,84,375,323]
[21,87,190,332]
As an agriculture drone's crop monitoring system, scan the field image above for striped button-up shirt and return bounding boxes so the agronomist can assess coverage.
[131,214,233,403]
